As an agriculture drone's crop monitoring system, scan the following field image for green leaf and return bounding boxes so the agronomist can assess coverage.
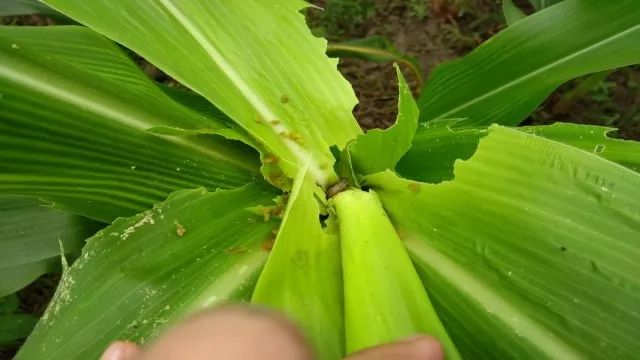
[365,126,640,359]
[396,119,487,184]
[333,189,460,359]
[0,26,259,221]
[153,85,263,150]
[1,294,36,347]
[252,166,343,360]
[43,0,363,187]
[519,123,640,172]
[0,294,19,315]
[326,36,423,85]
[398,121,640,184]
[18,184,280,360]
[0,314,38,347]
[0,26,229,131]
[347,65,418,175]
[0,196,103,296]
[0,0,60,17]
[1,259,55,300]
[158,84,234,128]
[552,70,614,113]
[529,0,564,11]
[502,0,527,25]
[418,0,640,127]
[0,196,102,270]
[333,148,360,189]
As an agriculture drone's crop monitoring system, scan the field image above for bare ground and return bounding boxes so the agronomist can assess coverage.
[308,0,640,140]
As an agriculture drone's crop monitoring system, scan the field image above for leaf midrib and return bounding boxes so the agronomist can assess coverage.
[155,0,329,185]
[405,236,585,360]
[0,50,257,172]
[427,21,640,120]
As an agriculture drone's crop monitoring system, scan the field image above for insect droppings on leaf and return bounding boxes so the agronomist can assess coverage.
[267,171,288,188]
[270,194,289,219]
[407,182,421,193]
[280,131,304,145]
[225,246,248,255]
[261,238,276,251]
[175,221,186,237]
[270,205,284,218]
[263,154,278,164]
[261,207,271,222]
[280,95,289,104]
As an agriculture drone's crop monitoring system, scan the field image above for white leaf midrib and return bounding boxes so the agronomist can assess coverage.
[0,54,256,172]
[429,19,640,120]
[405,236,585,360]
[156,0,329,185]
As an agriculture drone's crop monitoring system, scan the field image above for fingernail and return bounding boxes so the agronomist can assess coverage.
[100,341,140,360]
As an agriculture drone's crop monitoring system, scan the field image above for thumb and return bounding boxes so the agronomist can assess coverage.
[137,306,313,360]
[346,336,444,360]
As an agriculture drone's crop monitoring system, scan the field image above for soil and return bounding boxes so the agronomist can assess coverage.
[308,0,505,129]
[307,0,640,140]
[9,2,637,138]
[0,275,59,359]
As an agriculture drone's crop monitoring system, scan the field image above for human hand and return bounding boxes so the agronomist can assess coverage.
[99,306,443,360]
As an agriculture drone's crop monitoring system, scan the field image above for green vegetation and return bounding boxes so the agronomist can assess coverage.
[1,0,640,359]
[407,0,429,20]
[308,0,375,38]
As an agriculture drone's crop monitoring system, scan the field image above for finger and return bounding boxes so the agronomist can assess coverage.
[100,341,142,360]
[345,336,443,360]
[138,305,314,360]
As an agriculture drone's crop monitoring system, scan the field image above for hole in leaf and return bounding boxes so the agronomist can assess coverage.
[319,213,329,228]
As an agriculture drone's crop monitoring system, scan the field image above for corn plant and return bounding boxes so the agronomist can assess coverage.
[1,0,640,359]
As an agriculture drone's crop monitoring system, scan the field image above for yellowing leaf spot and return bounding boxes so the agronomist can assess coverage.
[175,221,186,237]
[267,171,288,188]
[261,207,271,222]
[280,131,304,146]
[225,246,248,255]
[263,154,278,164]
[407,182,421,193]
